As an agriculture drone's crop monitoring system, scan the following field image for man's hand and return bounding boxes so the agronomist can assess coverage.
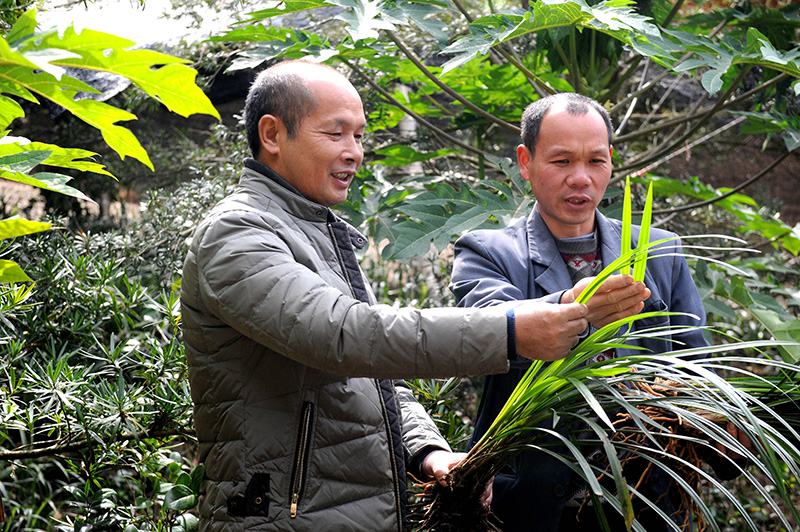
[422,450,493,507]
[716,421,757,461]
[561,274,650,329]
[514,301,588,361]
[422,450,465,487]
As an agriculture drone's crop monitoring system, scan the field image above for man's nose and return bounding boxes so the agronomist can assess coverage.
[567,163,591,186]
[343,136,364,165]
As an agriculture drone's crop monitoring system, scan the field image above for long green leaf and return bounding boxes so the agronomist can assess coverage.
[621,176,632,276]
[632,182,653,282]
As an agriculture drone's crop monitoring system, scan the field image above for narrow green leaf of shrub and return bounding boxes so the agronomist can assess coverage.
[632,182,654,282]
[621,176,632,275]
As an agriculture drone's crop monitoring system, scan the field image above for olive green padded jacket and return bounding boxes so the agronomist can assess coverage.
[181,160,511,531]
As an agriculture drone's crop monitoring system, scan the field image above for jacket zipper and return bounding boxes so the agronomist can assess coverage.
[329,223,403,530]
[290,401,314,518]
[376,381,404,531]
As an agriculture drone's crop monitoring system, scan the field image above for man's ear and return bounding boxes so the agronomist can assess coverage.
[516,144,532,182]
[258,114,282,156]
[610,145,614,158]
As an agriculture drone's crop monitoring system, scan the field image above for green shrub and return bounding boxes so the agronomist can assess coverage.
[0,122,240,530]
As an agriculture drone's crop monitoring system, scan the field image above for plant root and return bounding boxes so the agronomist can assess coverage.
[408,475,502,532]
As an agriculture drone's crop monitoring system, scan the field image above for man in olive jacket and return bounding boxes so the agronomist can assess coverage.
[181,61,649,532]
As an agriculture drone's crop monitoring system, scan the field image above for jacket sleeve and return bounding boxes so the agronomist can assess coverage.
[450,231,562,308]
[394,380,451,476]
[191,208,510,379]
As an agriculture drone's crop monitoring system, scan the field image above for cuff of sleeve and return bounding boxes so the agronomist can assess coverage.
[507,308,517,359]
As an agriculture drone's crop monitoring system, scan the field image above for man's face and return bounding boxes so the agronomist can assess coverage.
[517,104,612,239]
[272,76,366,208]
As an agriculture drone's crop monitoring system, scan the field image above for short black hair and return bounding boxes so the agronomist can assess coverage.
[243,60,322,158]
[520,93,613,156]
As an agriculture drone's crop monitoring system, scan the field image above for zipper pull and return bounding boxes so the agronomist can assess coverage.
[290,493,299,518]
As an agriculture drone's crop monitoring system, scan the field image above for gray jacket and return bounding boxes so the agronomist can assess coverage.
[181,160,511,531]
[450,204,708,532]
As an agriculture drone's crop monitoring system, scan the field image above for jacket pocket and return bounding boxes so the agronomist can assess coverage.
[227,473,270,517]
[289,401,315,518]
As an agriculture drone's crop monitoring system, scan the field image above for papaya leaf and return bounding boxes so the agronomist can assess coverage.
[332,0,396,42]
[26,24,219,120]
[440,0,656,75]
[0,94,25,132]
[0,217,51,240]
[0,140,111,176]
[385,181,527,261]
[0,149,50,173]
[373,145,453,166]
[723,276,800,363]
[647,175,800,256]
[633,26,800,95]
[236,0,334,24]
[0,259,32,283]
[0,10,218,169]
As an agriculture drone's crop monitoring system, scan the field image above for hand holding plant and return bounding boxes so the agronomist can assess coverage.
[561,274,650,329]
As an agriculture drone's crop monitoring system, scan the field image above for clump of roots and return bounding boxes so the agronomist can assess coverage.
[408,470,502,532]
[607,379,728,531]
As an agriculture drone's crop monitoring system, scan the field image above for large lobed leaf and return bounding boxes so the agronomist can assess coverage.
[0,9,219,170]
[381,180,531,261]
[440,0,658,75]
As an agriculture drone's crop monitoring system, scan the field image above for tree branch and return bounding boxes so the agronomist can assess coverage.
[341,58,492,157]
[613,72,788,147]
[0,429,196,461]
[448,0,552,96]
[387,33,520,134]
[648,146,799,217]
[616,66,752,174]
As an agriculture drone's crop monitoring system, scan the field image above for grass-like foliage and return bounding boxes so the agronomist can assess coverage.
[410,184,800,532]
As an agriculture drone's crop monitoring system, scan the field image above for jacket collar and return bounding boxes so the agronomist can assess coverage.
[240,159,368,250]
[525,204,624,293]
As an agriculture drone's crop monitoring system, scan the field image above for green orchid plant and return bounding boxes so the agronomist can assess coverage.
[411,180,800,532]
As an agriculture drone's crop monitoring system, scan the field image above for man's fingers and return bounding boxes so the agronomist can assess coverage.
[594,274,634,293]
[514,301,589,361]
[561,301,589,321]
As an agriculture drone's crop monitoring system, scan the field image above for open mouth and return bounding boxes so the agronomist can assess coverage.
[331,172,352,184]
[566,197,589,205]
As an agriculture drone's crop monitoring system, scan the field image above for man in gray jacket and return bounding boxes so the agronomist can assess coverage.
[181,61,649,531]
[450,93,751,531]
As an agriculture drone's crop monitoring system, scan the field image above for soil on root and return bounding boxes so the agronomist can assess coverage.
[409,477,502,532]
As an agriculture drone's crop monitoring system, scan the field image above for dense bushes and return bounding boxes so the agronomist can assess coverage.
[0,124,240,530]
